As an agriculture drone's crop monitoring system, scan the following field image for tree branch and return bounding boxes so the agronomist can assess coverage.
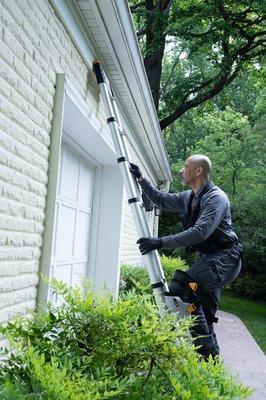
[187,27,216,38]
[137,28,148,37]
[251,30,266,39]
[217,1,250,39]
[241,45,266,61]
[141,357,155,389]
[242,16,265,27]
[160,49,184,95]
[234,35,265,59]
[222,32,230,56]
[159,61,243,129]
[130,2,146,11]
[230,7,252,20]
[160,0,173,13]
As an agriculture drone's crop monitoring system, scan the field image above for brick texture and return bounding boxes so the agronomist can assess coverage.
[120,147,156,267]
[0,0,105,322]
[120,200,155,267]
[0,0,158,321]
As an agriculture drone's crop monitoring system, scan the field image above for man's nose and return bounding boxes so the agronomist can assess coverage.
[180,168,184,174]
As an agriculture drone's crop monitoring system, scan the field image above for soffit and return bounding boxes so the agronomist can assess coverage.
[75,0,172,182]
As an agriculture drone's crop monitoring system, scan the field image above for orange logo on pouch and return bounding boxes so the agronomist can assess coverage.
[187,303,197,313]
[189,282,198,291]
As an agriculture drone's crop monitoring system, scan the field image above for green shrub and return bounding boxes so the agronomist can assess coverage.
[160,254,188,281]
[120,255,187,295]
[0,347,129,400]
[119,264,151,294]
[0,280,252,399]
[230,274,266,300]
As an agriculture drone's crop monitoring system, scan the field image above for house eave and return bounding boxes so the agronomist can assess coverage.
[103,0,172,182]
[51,0,172,184]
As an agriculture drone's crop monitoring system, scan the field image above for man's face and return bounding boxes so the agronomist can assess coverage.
[179,159,199,186]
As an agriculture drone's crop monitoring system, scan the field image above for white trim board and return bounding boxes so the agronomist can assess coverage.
[64,80,117,165]
[37,74,66,311]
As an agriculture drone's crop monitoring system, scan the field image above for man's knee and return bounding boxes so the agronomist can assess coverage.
[169,269,199,304]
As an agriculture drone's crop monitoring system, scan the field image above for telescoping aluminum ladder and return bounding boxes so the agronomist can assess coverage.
[93,60,195,318]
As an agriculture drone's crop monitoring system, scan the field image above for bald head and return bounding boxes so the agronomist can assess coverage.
[187,155,212,179]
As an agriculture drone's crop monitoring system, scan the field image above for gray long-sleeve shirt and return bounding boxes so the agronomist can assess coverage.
[139,178,237,249]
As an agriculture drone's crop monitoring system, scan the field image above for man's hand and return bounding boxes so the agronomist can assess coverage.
[129,163,143,180]
[137,237,163,255]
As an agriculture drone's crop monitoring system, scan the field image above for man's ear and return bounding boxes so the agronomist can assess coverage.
[196,166,203,176]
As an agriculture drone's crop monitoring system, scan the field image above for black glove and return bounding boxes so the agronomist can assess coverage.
[129,163,142,180]
[137,237,163,255]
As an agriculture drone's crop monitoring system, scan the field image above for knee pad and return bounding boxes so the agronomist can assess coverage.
[169,269,200,305]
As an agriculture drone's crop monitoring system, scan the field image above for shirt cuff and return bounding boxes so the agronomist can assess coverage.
[138,178,150,190]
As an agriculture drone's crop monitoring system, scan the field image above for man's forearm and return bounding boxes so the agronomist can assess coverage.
[138,178,186,213]
[161,226,205,248]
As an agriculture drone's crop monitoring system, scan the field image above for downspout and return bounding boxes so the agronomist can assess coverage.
[36,73,66,312]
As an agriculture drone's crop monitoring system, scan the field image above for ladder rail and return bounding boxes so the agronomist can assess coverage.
[92,61,198,323]
[93,61,169,316]
[108,81,167,292]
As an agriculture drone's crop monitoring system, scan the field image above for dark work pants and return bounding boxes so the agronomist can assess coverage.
[186,244,242,356]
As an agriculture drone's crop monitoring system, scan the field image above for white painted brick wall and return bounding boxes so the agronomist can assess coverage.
[0,0,109,323]
[0,0,160,322]
[120,145,157,267]
[120,200,155,267]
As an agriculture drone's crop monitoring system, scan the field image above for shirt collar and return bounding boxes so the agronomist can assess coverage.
[193,181,209,199]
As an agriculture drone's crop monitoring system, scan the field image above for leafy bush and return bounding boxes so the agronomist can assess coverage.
[230,274,266,301]
[119,264,150,294]
[0,280,252,399]
[161,254,188,280]
[120,255,187,295]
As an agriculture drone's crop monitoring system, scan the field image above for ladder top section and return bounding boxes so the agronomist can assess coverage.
[93,61,105,84]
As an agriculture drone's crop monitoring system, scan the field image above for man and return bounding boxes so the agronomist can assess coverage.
[129,155,242,359]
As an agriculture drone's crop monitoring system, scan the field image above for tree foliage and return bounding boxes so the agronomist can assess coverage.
[129,0,266,129]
